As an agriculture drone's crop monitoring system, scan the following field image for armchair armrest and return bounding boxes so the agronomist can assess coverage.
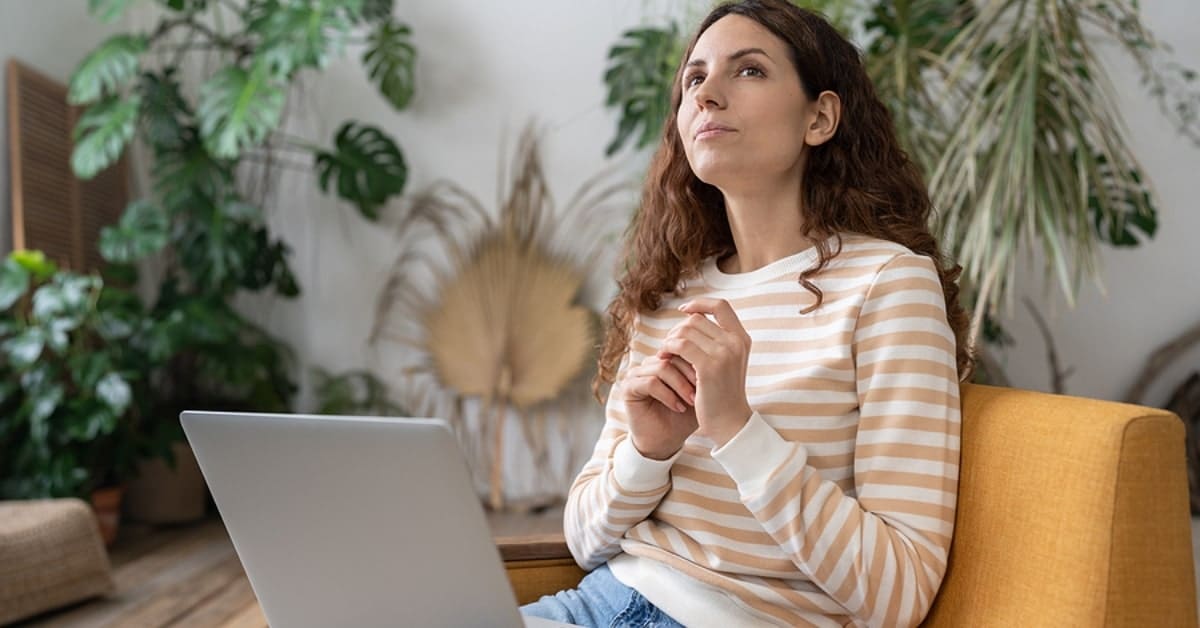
[496,533,586,605]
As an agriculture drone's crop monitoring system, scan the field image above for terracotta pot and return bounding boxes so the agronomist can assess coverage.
[123,440,208,524]
[90,485,124,546]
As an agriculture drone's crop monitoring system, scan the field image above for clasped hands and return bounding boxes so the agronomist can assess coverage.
[620,297,754,460]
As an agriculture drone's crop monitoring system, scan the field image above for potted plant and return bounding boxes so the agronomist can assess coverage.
[601,0,1196,378]
[63,0,421,521]
[0,250,156,544]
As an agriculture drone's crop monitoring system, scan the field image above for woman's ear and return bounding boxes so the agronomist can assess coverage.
[805,91,841,147]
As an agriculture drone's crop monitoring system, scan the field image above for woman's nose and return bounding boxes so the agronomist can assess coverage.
[693,78,725,110]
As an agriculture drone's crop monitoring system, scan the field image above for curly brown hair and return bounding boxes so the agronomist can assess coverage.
[595,0,973,400]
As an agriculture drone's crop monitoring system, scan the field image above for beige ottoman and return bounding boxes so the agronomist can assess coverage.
[0,499,115,624]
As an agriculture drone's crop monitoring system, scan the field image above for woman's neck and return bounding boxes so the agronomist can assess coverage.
[719,184,812,274]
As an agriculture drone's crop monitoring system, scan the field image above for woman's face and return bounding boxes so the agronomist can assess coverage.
[676,15,813,191]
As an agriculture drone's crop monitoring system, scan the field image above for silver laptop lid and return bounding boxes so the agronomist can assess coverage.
[181,411,524,628]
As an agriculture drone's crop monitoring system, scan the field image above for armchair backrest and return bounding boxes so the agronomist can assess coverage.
[923,384,1197,627]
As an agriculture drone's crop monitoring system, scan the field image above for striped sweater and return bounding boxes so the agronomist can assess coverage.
[564,233,962,627]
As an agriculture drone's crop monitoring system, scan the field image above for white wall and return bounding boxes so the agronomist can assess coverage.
[0,3,123,252]
[230,0,690,500]
[4,1,1195,496]
[997,1,1200,406]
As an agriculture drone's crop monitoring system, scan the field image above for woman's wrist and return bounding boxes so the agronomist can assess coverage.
[706,405,754,449]
[631,435,683,461]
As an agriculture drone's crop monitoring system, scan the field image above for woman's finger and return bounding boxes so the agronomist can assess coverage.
[670,356,696,385]
[659,325,721,358]
[648,357,695,403]
[679,298,750,340]
[624,374,688,413]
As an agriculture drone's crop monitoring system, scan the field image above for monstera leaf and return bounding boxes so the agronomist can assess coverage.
[99,200,170,264]
[71,94,141,180]
[138,69,192,151]
[68,34,147,105]
[196,65,285,160]
[248,0,352,78]
[363,18,416,110]
[314,122,407,220]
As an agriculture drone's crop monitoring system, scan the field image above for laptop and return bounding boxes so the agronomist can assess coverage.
[181,410,577,628]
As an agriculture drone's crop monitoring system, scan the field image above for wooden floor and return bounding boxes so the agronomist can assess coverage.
[20,506,565,627]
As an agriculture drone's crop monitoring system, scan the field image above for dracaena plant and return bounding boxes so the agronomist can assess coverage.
[601,0,1197,364]
[66,0,419,454]
[0,251,153,498]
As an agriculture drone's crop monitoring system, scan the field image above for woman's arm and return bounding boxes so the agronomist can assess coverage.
[563,351,684,571]
[711,253,961,628]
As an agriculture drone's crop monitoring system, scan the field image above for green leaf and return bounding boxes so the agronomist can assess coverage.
[159,0,208,11]
[89,0,138,23]
[72,94,141,180]
[314,122,407,220]
[0,379,17,405]
[249,1,351,78]
[152,138,234,213]
[0,258,31,311]
[138,69,192,151]
[96,372,132,414]
[45,318,79,353]
[68,34,147,105]
[10,250,57,280]
[95,310,135,341]
[602,24,680,156]
[32,275,96,322]
[100,200,170,263]
[222,199,263,222]
[363,18,416,110]
[70,352,111,391]
[28,385,64,441]
[196,65,285,160]
[357,0,393,22]
[4,328,46,368]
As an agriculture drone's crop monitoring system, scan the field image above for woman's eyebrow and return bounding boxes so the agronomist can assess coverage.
[686,47,772,69]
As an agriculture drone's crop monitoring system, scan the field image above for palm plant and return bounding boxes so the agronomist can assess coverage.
[369,127,628,509]
[67,0,418,458]
[602,0,1196,358]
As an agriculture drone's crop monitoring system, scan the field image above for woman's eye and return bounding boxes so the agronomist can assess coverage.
[685,74,705,88]
[739,66,764,78]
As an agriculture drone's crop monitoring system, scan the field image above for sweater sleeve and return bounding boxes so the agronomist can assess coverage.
[563,346,683,571]
[710,252,962,628]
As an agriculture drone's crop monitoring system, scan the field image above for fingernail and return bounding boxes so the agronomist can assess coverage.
[676,403,686,412]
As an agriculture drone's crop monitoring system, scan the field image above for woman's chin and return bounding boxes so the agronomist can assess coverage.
[692,164,750,191]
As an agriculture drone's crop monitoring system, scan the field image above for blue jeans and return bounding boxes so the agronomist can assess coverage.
[520,563,686,628]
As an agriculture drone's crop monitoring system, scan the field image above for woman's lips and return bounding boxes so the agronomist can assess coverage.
[696,127,735,141]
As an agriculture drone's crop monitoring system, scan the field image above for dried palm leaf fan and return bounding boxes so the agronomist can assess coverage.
[370,125,628,510]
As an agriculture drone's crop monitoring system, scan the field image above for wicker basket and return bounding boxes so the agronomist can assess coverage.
[0,499,115,624]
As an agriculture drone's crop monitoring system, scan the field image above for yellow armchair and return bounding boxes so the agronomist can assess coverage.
[499,384,1198,626]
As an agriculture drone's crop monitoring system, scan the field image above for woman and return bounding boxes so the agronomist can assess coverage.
[523,1,970,626]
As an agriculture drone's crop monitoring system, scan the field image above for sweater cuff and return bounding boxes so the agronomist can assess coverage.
[612,436,680,494]
[710,411,802,496]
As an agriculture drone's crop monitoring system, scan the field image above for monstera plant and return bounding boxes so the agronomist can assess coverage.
[67,0,418,460]
[602,0,1197,378]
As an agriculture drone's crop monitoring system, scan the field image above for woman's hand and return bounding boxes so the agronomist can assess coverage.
[658,298,754,448]
[619,355,699,460]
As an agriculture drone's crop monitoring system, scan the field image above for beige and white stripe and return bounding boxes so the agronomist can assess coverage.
[564,233,962,628]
